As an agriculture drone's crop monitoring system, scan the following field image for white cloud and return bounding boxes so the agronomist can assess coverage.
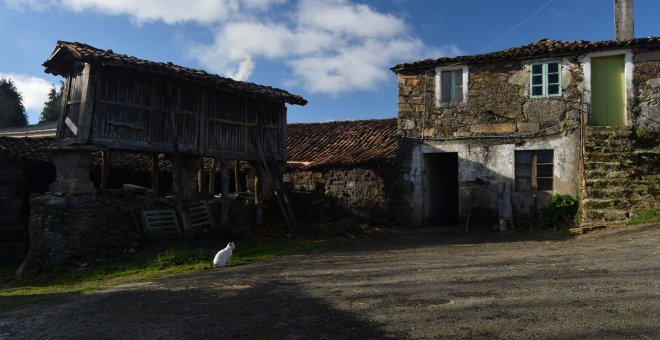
[9,0,463,95]
[4,0,283,24]
[0,73,58,123]
[191,0,460,94]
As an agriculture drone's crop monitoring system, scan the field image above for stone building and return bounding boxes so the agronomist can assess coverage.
[284,119,398,222]
[391,37,660,229]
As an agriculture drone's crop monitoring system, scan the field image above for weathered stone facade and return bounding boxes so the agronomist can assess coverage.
[283,165,394,223]
[633,52,660,131]
[393,40,660,228]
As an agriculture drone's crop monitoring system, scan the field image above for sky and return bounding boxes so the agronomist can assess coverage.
[0,0,658,125]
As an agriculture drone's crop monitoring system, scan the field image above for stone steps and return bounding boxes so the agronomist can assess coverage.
[583,208,631,222]
[580,126,658,228]
[581,198,638,210]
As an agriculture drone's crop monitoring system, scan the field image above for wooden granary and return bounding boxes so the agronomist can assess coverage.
[43,41,306,225]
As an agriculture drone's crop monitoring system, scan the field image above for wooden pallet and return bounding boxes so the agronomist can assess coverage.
[187,201,213,232]
[141,210,182,240]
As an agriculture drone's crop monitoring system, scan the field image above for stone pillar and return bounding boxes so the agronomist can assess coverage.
[179,154,203,199]
[49,149,95,194]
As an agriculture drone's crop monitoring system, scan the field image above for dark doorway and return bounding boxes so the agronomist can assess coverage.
[424,152,459,226]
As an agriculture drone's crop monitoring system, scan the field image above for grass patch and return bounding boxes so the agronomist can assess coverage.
[628,208,660,225]
[0,239,332,309]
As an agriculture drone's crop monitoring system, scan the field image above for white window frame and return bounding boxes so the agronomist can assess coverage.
[529,60,562,98]
[435,65,468,106]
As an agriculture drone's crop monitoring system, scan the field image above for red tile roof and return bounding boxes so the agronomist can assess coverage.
[392,37,660,72]
[287,118,398,168]
[43,41,307,106]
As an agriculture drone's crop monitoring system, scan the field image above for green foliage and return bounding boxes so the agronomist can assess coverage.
[0,78,28,128]
[539,194,579,230]
[628,208,660,225]
[39,82,63,123]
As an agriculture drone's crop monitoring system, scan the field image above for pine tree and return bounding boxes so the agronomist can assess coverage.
[0,78,28,128]
[39,82,63,123]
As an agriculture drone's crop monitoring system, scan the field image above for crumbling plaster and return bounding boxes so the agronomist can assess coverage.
[402,132,580,228]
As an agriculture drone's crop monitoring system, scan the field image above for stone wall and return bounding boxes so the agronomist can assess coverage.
[0,160,28,263]
[20,191,139,275]
[633,52,660,131]
[397,57,583,138]
[283,165,394,223]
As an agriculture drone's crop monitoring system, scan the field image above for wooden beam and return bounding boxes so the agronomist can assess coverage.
[100,150,111,189]
[151,153,160,193]
[197,159,208,194]
[220,160,230,225]
[168,82,184,202]
[251,161,263,225]
[234,160,241,192]
[77,63,96,142]
[208,158,218,194]
[56,71,73,139]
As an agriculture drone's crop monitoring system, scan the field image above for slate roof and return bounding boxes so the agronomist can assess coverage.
[287,118,398,169]
[392,37,660,72]
[43,41,307,106]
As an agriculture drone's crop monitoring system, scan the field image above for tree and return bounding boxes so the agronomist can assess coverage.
[39,82,64,123]
[0,78,28,128]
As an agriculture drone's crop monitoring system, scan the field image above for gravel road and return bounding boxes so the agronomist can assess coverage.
[1,224,659,339]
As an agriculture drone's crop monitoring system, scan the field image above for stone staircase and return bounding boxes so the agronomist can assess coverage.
[580,126,660,228]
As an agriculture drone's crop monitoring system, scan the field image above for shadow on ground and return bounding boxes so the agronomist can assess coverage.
[0,280,403,339]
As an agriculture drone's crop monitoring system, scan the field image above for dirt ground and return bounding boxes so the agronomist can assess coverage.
[1,224,659,339]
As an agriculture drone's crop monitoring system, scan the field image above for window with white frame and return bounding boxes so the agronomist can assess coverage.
[530,61,561,98]
[436,66,468,105]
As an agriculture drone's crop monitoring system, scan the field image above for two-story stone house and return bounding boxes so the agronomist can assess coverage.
[391,36,659,229]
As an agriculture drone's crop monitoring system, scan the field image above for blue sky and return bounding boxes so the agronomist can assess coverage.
[1,0,658,124]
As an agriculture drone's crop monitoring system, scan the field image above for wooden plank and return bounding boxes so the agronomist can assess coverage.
[77,63,96,142]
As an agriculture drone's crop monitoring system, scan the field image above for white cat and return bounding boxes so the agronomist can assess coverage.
[213,242,235,268]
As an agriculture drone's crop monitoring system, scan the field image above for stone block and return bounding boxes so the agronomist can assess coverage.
[517,122,540,132]
[406,78,422,87]
[469,123,517,134]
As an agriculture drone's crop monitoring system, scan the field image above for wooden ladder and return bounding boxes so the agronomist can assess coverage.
[252,130,298,231]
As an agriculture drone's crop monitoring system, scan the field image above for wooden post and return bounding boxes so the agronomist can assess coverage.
[251,161,263,225]
[77,63,95,142]
[100,150,111,189]
[208,158,218,194]
[151,153,160,193]
[168,82,184,201]
[197,159,208,194]
[234,160,241,192]
[220,160,230,225]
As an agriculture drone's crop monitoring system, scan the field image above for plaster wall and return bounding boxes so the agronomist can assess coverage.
[403,132,580,228]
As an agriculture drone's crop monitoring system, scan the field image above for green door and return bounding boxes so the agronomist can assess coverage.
[591,55,626,126]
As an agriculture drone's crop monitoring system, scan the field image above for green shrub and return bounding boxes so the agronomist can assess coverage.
[539,194,579,230]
